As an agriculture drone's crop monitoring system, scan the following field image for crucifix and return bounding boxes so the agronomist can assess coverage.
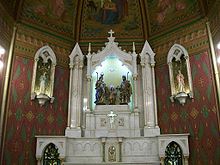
[108,29,114,38]
[107,110,117,129]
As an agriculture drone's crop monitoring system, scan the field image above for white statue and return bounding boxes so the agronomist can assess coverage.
[176,70,185,93]
[39,72,47,94]
[107,110,117,129]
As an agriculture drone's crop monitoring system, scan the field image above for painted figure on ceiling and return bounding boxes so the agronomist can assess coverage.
[93,0,128,24]
[51,0,65,18]
[115,0,128,21]
[102,0,118,24]
[32,0,66,19]
[156,0,186,24]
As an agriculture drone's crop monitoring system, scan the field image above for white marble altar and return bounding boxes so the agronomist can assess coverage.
[35,30,189,165]
[85,105,140,138]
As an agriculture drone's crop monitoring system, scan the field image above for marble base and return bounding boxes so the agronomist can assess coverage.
[144,127,160,137]
[36,134,190,165]
[65,127,82,137]
[64,162,159,165]
[64,137,160,165]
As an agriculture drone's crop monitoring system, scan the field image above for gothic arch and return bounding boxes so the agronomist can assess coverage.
[31,45,56,106]
[167,44,193,105]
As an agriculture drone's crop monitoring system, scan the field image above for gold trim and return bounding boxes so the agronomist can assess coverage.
[0,25,17,162]
[206,21,220,131]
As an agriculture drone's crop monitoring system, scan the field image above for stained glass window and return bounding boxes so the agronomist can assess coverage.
[43,143,61,165]
[164,141,183,165]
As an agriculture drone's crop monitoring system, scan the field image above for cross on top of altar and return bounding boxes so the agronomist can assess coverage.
[107,110,117,128]
[108,29,115,42]
[108,29,114,37]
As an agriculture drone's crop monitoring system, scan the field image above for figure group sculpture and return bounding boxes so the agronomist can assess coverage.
[94,73,132,105]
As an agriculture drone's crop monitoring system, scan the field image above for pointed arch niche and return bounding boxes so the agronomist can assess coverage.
[31,45,56,106]
[91,56,133,109]
[87,31,137,111]
[167,44,193,105]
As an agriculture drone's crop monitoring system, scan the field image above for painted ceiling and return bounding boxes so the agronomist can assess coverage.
[80,0,144,40]
[147,0,201,36]
[0,0,217,40]
[0,0,20,18]
[20,0,77,37]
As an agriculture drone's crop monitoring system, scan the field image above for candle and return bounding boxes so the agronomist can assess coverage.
[83,98,88,111]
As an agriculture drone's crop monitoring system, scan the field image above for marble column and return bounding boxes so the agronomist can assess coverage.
[67,64,73,128]
[151,63,158,127]
[140,40,160,137]
[184,156,189,165]
[140,60,147,126]
[37,158,41,165]
[132,42,138,110]
[86,46,92,111]
[65,43,84,137]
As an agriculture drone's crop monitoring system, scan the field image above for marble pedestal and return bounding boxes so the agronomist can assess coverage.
[36,134,190,165]
[64,137,160,165]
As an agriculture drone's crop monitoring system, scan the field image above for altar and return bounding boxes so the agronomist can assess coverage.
[35,30,189,165]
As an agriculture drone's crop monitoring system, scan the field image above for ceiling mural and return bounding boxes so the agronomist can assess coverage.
[204,0,217,12]
[80,0,144,40]
[21,0,77,36]
[147,0,201,36]
[0,0,18,16]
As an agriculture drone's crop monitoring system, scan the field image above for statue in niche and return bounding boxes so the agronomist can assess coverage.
[118,75,132,104]
[39,72,47,94]
[37,59,51,95]
[109,85,117,105]
[31,46,56,106]
[94,73,107,104]
[108,146,116,162]
[167,44,194,105]
[176,70,185,93]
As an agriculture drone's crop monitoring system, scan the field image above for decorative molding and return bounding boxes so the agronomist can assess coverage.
[14,25,73,67]
[149,19,209,65]
[158,134,190,157]
[89,30,136,75]
[36,136,66,160]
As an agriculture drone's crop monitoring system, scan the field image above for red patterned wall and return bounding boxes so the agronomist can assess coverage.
[2,51,220,165]
[2,55,69,165]
[156,52,220,165]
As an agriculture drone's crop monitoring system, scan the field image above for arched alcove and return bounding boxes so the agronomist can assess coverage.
[164,141,183,165]
[31,45,56,106]
[167,44,193,105]
[43,143,61,165]
[91,55,133,109]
